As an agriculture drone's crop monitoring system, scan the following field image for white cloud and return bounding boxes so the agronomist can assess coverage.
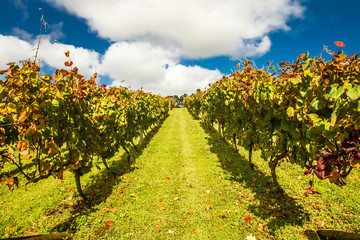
[100,42,178,88]
[46,0,304,58]
[1,0,305,95]
[102,42,221,95]
[37,36,100,78]
[159,65,222,96]
[0,34,99,80]
[0,34,34,68]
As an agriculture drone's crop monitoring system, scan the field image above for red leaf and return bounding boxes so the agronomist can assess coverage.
[304,169,312,176]
[165,177,170,180]
[334,41,345,48]
[69,189,74,193]
[244,216,253,222]
[105,221,114,226]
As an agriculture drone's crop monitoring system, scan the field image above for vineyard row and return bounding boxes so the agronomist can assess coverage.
[185,45,360,194]
[0,51,174,201]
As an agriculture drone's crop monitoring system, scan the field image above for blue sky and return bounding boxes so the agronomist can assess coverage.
[0,0,359,96]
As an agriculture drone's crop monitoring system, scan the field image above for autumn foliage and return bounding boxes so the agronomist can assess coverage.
[186,43,360,194]
[0,51,174,200]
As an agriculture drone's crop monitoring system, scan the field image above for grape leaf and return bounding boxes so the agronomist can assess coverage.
[346,84,360,100]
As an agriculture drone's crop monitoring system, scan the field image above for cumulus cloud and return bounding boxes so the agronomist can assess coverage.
[2,0,305,95]
[0,34,34,68]
[0,34,220,96]
[158,65,222,96]
[100,42,179,87]
[0,33,99,80]
[101,42,221,95]
[46,0,304,58]
[37,36,100,78]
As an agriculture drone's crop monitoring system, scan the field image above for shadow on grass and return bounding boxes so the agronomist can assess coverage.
[50,119,165,233]
[0,161,36,179]
[201,123,310,235]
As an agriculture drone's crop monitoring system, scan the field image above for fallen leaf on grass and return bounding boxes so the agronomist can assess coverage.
[105,221,114,226]
[159,205,167,210]
[129,193,137,197]
[155,225,161,231]
[110,208,119,212]
[159,197,163,202]
[205,205,214,211]
[188,211,194,215]
[69,189,74,193]
[165,177,170,180]
[244,216,253,222]
[252,177,256,182]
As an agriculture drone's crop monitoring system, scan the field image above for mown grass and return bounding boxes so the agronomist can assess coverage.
[0,108,359,239]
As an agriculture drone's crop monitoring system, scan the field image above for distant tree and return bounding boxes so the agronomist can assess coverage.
[169,94,188,108]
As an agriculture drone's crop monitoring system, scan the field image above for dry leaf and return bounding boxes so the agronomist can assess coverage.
[105,221,114,226]
[244,216,253,222]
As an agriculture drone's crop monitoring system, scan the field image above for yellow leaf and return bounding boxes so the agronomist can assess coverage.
[159,205,167,210]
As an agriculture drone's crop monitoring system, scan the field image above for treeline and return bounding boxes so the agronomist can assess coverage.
[0,51,174,202]
[185,44,360,194]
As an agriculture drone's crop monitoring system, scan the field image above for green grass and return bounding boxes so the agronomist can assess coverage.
[0,108,359,239]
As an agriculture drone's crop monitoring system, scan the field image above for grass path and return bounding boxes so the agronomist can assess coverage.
[76,108,257,239]
[1,108,359,239]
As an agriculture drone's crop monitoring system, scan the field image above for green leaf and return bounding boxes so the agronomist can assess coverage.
[302,59,311,70]
[52,99,59,107]
[7,103,17,113]
[346,84,360,100]
[289,77,301,85]
[326,84,344,101]
[286,106,295,118]
[310,97,326,111]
